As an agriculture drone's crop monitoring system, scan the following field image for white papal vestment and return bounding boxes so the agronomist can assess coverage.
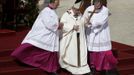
[59,9,90,74]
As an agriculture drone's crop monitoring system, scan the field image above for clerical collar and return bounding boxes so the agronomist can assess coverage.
[48,4,54,9]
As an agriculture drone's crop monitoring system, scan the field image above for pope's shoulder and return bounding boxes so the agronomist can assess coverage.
[86,5,94,10]
[62,9,71,16]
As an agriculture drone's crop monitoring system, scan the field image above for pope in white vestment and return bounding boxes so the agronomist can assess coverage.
[59,2,91,74]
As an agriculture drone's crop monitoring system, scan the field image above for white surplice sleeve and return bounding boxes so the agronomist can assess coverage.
[40,10,59,32]
[60,12,74,33]
[91,8,109,33]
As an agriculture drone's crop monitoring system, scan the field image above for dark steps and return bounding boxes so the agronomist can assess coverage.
[0,61,71,75]
[124,49,134,55]
[0,49,13,57]
[118,64,134,75]
[112,41,134,51]
[0,29,134,75]
[0,56,18,67]
[0,29,16,37]
[118,52,134,67]
[0,66,46,75]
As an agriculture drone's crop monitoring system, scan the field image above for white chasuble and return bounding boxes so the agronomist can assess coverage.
[59,9,90,74]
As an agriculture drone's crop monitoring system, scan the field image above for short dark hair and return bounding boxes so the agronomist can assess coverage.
[50,0,55,3]
[93,0,103,5]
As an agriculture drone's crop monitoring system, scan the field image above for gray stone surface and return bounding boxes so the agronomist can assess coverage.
[108,0,134,46]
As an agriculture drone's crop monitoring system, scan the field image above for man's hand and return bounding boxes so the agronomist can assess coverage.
[73,25,79,31]
[58,22,64,29]
[85,22,92,28]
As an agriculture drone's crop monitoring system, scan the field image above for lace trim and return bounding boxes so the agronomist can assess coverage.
[89,41,111,47]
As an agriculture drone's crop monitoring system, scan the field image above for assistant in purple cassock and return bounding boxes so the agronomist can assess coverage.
[83,0,119,75]
[11,0,63,75]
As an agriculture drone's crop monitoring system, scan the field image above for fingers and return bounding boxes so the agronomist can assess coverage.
[58,22,64,29]
[73,25,79,31]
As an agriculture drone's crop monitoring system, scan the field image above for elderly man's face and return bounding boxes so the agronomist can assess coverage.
[73,7,80,17]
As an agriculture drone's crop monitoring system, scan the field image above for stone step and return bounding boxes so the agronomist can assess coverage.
[124,49,134,55]
[0,65,47,75]
[0,56,16,67]
[0,56,13,63]
[0,29,29,50]
[0,55,37,68]
[0,63,71,75]
[0,49,134,68]
[0,55,70,75]
[0,29,16,37]
[118,64,134,75]
[0,49,13,57]
[118,52,134,67]
[0,56,134,75]
[112,41,134,51]
[0,53,134,75]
